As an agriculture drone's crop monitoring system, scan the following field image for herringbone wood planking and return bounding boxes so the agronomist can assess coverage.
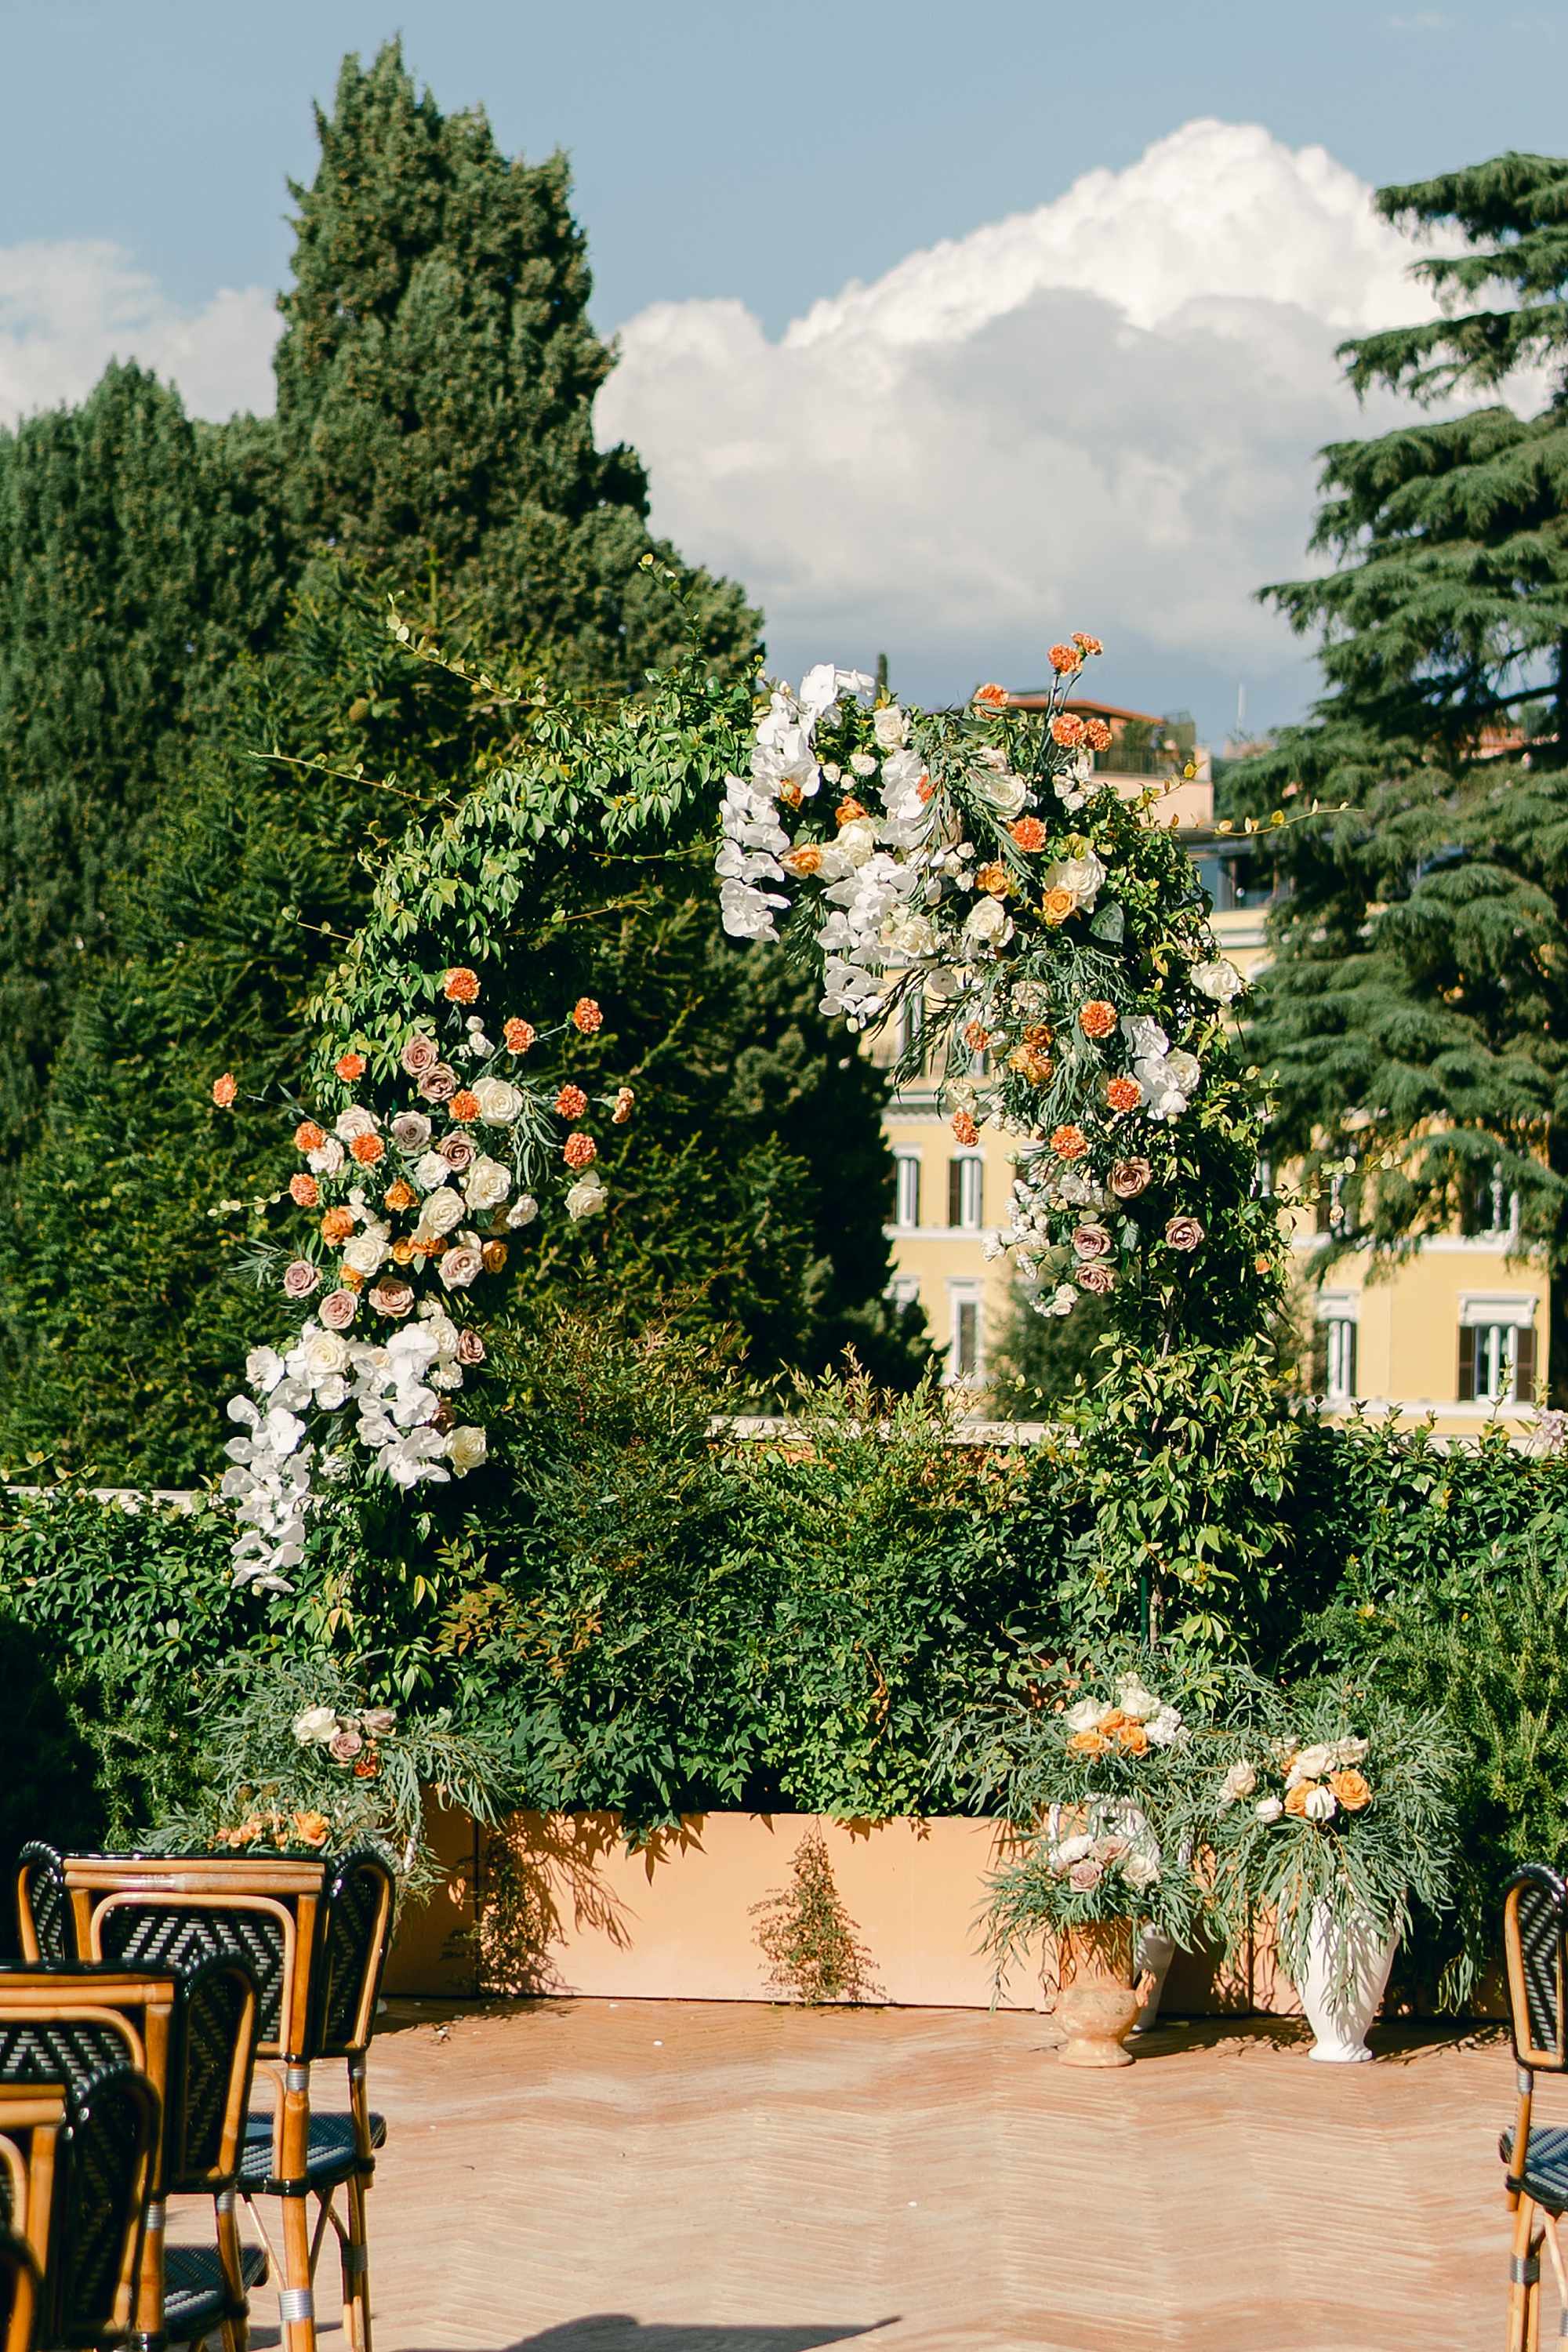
[217,2002,1530,2352]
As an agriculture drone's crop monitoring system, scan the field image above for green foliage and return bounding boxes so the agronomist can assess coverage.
[750,1828,881,2003]
[0,1613,106,1922]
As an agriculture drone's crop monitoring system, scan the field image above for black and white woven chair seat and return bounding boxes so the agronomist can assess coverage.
[163,2240,268,2339]
[1503,2122,1568,2216]
[241,2107,386,2192]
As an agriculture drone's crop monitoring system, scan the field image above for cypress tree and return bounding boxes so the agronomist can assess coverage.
[1230,154,1568,1395]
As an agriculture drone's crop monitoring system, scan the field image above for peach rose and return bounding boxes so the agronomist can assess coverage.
[443,967,480,1004]
[384,1179,417,1211]
[782,845,823,877]
[503,1018,535,1054]
[1116,1721,1149,1755]
[289,1173,320,1208]
[1283,1783,1312,1817]
[834,797,869,828]
[1329,1769,1371,1812]
[292,1811,331,1847]
[1042,887,1076,925]
[975,862,1010,897]
[1067,1729,1109,1756]
[321,1207,356,1244]
[212,1073,237,1108]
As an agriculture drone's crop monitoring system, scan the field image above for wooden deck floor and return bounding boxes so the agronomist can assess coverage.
[228,1998,1531,2351]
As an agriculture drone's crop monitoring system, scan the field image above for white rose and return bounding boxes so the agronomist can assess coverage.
[303,1330,350,1383]
[1291,1743,1334,1784]
[566,1174,608,1219]
[335,1105,380,1142]
[964,895,1013,946]
[416,1186,466,1240]
[1254,1796,1284,1824]
[1302,1784,1338,1823]
[415,1150,453,1192]
[464,1156,512,1211]
[470,1076,524,1126]
[838,818,878,867]
[973,766,1028,820]
[343,1232,388,1277]
[1117,1679,1160,1723]
[848,752,879,778]
[307,1138,346,1176]
[880,908,936,959]
[1122,1850,1160,1892]
[448,1425,488,1475]
[506,1194,539,1229]
[1048,1283,1077,1316]
[292,1706,339,1746]
[1164,1050,1202,1094]
[873,705,907,750]
[1218,1760,1258,1807]
[1065,1699,1109,1734]
[1192,957,1244,1004]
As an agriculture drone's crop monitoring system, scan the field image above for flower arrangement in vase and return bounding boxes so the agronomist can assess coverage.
[1205,1682,1459,2060]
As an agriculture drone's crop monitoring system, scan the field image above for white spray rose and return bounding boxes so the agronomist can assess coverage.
[1254,1795,1285,1823]
[1218,1760,1258,1806]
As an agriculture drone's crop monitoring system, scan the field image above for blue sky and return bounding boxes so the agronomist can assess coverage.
[0,0,1560,735]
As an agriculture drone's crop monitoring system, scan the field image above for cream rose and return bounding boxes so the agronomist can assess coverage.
[1218,1759,1257,1806]
[872,704,907,750]
[1192,957,1245,1004]
[307,1138,346,1176]
[1254,1795,1284,1824]
[566,1174,608,1220]
[506,1194,539,1228]
[335,1105,380,1142]
[964,895,1013,947]
[343,1232,388,1277]
[448,1425,488,1475]
[414,1149,452,1191]
[463,1156,511,1212]
[292,1706,339,1745]
[416,1186,466,1240]
[471,1076,524,1126]
[438,1244,484,1289]
[303,1330,350,1382]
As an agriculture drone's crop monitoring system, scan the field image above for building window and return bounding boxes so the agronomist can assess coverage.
[1311,1294,1359,1401]
[1459,1164,1518,1239]
[946,1280,983,1382]
[895,1154,921,1229]
[1458,1320,1537,1403]
[948,1156,983,1229]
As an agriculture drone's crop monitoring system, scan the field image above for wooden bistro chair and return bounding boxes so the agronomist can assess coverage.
[0,2060,157,2350]
[0,1957,263,2352]
[1500,1863,1568,2348]
[47,1851,394,2352]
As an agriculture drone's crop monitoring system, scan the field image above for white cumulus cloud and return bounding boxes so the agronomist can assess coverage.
[598,119,1468,731]
[0,239,278,427]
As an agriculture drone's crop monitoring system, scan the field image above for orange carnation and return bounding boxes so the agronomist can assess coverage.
[1051,713,1084,747]
[1106,1076,1142,1114]
[612,1087,635,1124]
[951,1110,978,1147]
[443,967,480,1004]
[563,1132,597,1170]
[555,1084,589,1120]
[964,1022,992,1051]
[1283,1783,1312,1817]
[1085,718,1112,752]
[1011,817,1047,851]
[571,997,604,1034]
[211,1073,237,1109]
[503,1018,535,1054]
[972,682,1008,710]
[1072,633,1105,657]
[1329,1769,1371,1812]
[975,862,1010,897]
[350,1131,385,1167]
[383,1180,416,1211]
[1050,1125,1088,1160]
[449,1090,481,1123]
[1078,1000,1116,1040]
[321,1207,356,1244]
[1042,887,1076,925]
[294,1120,326,1153]
[289,1174,320,1209]
[1048,644,1083,674]
[335,1051,366,1082]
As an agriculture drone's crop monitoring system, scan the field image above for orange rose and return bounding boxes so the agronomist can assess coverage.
[1022,1022,1054,1049]
[212,1073,237,1109]
[289,1173,320,1208]
[1067,1729,1109,1756]
[449,1090,481,1123]
[1283,1783,1312,1817]
[972,682,1009,710]
[782,845,823,877]
[1010,817,1047,851]
[391,1238,416,1265]
[339,1265,364,1291]
[1048,644,1083,674]
[951,1111,978,1147]
[975,862,1010,897]
[321,1207,356,1244]
[503,1018,535,1054]
[443,967,480,1004]
[350,1131,385,1167]
[1078,1000,1116,1040]
[572,997,604,1034]
[1329,1769,1371,1812]
[294,1120,326,1153]
[1042,887,1076,925]
[1106,1076,1142,1114]
[1098,1709,1128,1733]
[1050,1125,1088,1160]
[1116,1722,1150,1755]
[834,798,869,828]
[1008,1045,1053,1085]
[292,1810,330,1848]
[384,1180,416,1211]
[335,1051,366,1081]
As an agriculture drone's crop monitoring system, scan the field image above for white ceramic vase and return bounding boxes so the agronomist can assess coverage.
[1294,1900,1397,2062]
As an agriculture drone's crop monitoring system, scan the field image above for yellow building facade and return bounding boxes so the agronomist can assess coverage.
[877,707,1548,1434]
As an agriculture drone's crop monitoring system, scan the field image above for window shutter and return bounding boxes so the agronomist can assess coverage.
[1310,1324,1327,1396]
[948,1160,964,1227]
[1514,1323,1538,1403]
[1345,1322,1357,1400]
[1457,1325,1475,1403]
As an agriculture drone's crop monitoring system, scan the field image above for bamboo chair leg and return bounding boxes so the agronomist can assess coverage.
[1512,2197,1543,2352]
[215,2187,248,2352]
[1544,2216,1568,2341]
[343,2173,372,2352]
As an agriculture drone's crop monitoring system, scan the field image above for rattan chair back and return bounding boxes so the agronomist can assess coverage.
[1505,1863,1568,2072]
[47,2062,157,2350]
[0,2083,70,2288]
[13,1854,74,1971]
[0,2224,40,2352]
[310,1854,394,2060]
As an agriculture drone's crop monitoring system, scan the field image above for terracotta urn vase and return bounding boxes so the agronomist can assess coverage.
[1055,1919,1150,2067]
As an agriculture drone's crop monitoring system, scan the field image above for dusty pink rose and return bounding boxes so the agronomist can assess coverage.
[456,1329,486,1366]
[437,1132,477,1171]
[438,1245,484,1290]
[419,1063,459,1103]
[1165,1215,1205,1252]
[1109,1158,1153,1200]
[401,1033,440,1078]
[328,1727,363,1763]
[1072,1222,1113,1260]
[318,1288,359,1330]
[1076,1261,1116,1295]
[390,1111,431,1151]
[1068,1859,1104,1893]
[361,1707,397,1737]
[282,1259,321,1298]
[368,1278,415,1318]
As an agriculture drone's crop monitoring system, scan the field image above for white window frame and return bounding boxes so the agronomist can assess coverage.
[946,1277,984,1385]
[949,1153,983,1232]
[894,1153,921,1229]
